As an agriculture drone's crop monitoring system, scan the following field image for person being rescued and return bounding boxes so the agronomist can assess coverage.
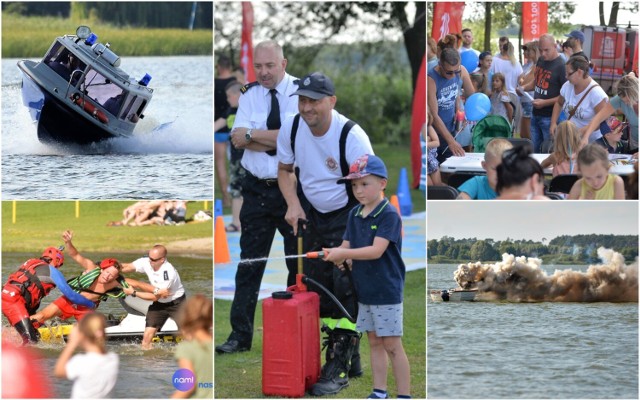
[2,246,65,344]
[30,230,170,331]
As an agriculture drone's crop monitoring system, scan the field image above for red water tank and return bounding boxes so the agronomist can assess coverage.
[262,287,320,397]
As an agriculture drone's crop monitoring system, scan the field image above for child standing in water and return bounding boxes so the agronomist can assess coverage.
[568,143,625,199]
[323,154,410,399]
[54,312,119,398]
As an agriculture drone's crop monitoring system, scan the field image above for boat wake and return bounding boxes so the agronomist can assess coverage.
[453,248,638,302]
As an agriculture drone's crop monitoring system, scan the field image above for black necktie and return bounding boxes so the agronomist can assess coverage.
[265,89,279,155]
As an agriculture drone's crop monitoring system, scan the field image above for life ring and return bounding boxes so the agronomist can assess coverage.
[49,265,96,309]
[71,95,109,124]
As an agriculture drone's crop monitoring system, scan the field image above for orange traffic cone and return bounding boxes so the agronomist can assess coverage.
[390,195,401,216]
[389,195,404,237]
[214,216,231,264]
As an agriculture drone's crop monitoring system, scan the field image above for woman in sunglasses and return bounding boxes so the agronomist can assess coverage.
[550,56,614,147]
[427,47,476,163]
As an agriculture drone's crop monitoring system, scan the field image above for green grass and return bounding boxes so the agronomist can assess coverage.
[214,269,426,398]
[215,144,426,214]
[1,201,213,252]
[1,13,212,57]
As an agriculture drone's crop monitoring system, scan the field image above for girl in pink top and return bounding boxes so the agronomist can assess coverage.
[541,121,583,176]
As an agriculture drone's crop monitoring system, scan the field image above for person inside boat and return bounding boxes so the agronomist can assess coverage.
[47,52,81,84]
[1,246,65,344]
[30,231,166,329]
[103,92,125,116]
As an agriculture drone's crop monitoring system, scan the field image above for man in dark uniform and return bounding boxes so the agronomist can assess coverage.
[216,40,300,355]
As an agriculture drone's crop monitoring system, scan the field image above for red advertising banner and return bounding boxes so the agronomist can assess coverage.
[522,2,548,44]
[240,2,256,83]
[411,56,426,188]
[431,2,465,40]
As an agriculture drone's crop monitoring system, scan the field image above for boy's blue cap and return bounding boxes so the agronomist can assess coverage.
[337,154,387,183]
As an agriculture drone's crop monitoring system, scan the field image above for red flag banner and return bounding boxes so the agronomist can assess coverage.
[411,56,426,188]
[522,2,548,44]
[431,2,465,40]
[240,2,256,83]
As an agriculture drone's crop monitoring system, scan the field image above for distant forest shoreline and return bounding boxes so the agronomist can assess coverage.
[428,234,639,265]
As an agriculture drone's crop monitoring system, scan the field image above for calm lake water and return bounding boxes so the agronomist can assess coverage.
[427,263,639,399]
[2,251,213,398]
[1,56,213,200]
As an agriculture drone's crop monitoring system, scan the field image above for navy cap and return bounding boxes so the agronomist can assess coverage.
[600,116,627,134]
[291,72,335,100]
[337,154,387,183]
[565,30,585,44]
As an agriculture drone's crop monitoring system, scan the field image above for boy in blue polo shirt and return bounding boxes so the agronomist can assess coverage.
[323,154,410,399]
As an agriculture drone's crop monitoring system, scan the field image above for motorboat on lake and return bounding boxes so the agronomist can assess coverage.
[17,26,153,144]
[37,296,180,343]
[430,288,479,302]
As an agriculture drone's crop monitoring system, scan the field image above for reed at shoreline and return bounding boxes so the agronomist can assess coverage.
[2,13,213,58]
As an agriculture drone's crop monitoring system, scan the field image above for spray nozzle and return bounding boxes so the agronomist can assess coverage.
[305,251,325,259]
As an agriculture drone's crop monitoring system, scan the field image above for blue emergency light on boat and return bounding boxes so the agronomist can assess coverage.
[138,73,152,86]
[85,33,98,46]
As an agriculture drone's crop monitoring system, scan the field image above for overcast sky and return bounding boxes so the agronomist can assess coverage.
[428,202,639,242]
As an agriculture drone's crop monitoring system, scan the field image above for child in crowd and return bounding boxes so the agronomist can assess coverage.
[489,72,513,123]
[457,138,513,200]
[595,116,629,154]
[541,121,583,176]
[426,109,442,186]
[323,154,410,399]
[495,145,549,200]
[54,312,119,399]
[568,143,625,199]
[171,294,213,399]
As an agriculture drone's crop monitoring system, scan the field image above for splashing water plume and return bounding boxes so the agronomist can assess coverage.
[453,248,638,302]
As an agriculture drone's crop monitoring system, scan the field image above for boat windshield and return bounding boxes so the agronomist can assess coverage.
[81,69,127,116]
[44,43,86,84]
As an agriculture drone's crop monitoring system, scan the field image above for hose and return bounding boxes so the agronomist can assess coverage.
[301,275,357,323]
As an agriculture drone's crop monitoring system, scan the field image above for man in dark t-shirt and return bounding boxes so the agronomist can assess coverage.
[522,34,567,152]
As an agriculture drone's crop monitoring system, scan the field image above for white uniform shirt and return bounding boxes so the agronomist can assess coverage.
[132,258,185,302]
[278,109,374,213]
[233,73,299,179]
[67,352,119,398]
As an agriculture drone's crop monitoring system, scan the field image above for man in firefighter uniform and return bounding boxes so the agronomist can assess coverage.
[2,246,65,344]
[277,72,374,395]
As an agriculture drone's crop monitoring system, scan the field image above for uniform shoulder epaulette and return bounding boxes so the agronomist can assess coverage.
[240,81,259,94]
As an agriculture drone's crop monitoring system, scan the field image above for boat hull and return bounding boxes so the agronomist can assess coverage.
[430,289,478,302]
[37,314,180,343]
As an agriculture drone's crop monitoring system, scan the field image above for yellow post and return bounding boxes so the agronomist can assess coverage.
[75,201,80,218]
[12,201,16,224]
[204,200,209,210]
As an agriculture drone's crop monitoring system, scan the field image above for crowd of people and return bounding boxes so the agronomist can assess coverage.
[426,27,639,200]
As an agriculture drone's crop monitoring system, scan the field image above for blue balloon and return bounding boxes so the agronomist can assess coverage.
[460,51,479,74]
[464,93,491,121]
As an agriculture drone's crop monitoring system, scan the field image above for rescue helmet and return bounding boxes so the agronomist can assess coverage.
[100,258,122,271]
[42,247,64,268]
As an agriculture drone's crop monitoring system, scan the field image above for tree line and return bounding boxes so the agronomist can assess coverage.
[428,235,639,264]
[2,2,213,29]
